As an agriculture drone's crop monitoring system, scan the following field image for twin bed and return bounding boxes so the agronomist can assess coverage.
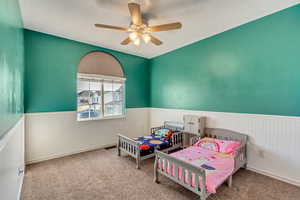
[154,128,248,200]
[118,122,248,200]
[117,121,184,169]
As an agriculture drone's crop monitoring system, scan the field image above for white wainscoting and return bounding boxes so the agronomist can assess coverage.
[25,107,300,187]
[0,117,25,200]
[150,108,300,186]
[25,108,149,164]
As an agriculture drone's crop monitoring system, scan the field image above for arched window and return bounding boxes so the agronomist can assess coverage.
[77,51,125,121]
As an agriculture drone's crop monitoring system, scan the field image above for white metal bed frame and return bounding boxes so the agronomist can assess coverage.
[117,121,184,169]
[154,128,248,200]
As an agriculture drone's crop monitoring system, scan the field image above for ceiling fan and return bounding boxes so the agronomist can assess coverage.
[94,1,182,46]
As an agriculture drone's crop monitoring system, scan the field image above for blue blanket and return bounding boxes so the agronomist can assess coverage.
[133,135,172,156]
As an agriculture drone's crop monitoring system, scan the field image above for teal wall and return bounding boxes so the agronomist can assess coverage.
[0,0,24,138]
[150,4,300,116]
[24,4,300,117]
[24,30,149,113]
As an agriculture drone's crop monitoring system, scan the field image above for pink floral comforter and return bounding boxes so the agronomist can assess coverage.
[161,146,235,193]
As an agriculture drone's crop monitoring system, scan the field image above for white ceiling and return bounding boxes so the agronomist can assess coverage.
[19,0,300,58]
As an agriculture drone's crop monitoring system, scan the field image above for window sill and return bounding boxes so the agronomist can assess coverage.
[77,115,126,122]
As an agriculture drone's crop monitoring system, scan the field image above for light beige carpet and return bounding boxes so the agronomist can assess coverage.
[22,148,300,200]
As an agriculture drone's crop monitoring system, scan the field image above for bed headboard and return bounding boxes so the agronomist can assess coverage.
[164,121,184,131]
[205,128,248,144]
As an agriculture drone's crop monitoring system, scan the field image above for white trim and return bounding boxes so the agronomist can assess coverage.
[77,73,126,82]
[25,108,300,119]
[247,166,300,187]
[77,115,126,122]
[150,107,300,119]
[26,143,116,164]
[24,108,148,116]
[25,110,75,116]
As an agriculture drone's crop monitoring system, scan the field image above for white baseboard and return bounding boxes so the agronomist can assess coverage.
[247,166,300,187]
[26,143,116,165]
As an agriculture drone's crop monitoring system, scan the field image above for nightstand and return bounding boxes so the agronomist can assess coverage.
[182,115,206,147]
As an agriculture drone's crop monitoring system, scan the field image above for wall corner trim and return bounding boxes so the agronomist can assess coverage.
[0,116,24,152]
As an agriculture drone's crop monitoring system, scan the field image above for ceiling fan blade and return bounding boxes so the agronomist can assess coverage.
[95,24,128,31]
[150,35,162,45]
[148,22,182,32]
[128,2,142,25]
[121,37,131,45]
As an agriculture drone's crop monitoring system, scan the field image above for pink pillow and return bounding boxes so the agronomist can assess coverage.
[194,137,241,154]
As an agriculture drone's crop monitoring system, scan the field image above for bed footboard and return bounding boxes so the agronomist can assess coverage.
[234,143,247,172]
[117,134,141,169]
[154,151,208,200]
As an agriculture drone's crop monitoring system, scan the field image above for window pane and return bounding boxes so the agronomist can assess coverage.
[113,82,122,92]
[77,79,102,120]
[104,81,114,116]
[112,82,124,115]
[77,79,90,119]
[104,81,124,116]
[113,102,123,116]
[89,81,102,118]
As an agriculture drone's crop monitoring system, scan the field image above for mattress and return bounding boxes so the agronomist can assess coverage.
[163,146,235,193]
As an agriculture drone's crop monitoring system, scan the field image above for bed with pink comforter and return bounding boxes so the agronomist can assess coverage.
[155,129,248,200]
[160,146,235,193]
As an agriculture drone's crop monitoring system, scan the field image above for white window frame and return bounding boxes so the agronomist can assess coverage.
[77,73,126,121]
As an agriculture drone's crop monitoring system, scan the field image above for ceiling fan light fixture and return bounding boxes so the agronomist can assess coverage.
[129,31,138,40]
[142,34,151,43]
[133,38,140,46]
[94,2,181,46]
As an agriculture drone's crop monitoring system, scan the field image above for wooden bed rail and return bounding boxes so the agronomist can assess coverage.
[154,150,209,200]
[189,128,248,145]
[117,134,141,168]
[205,128,248,143]
[117,134,140,157]
[117,131,184,169]
[234,143,247,171]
